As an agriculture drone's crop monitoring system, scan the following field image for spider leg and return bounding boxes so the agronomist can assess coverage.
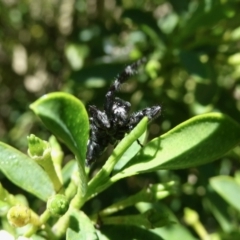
[137,139,144,147]
[104,58,146,116]
[127,105,161,148]
[128,105,161,131]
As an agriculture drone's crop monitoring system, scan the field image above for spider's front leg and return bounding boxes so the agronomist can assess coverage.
[126,105,161,148]
[128,105,161,131]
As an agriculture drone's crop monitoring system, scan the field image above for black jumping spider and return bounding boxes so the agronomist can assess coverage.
[86,59,161,166]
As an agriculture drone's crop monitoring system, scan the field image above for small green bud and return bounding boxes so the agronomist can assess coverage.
[7,205,31,227]
[27,134,49,157]
[47,194,69,216]
[27,135,62,192]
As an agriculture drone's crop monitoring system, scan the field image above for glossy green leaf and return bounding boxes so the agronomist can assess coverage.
[0,142,55,201]
[66,209,98,240]
[30,92,89,163]
[210,176,240,212]
[30,92,89,195]
[117,113,240,177]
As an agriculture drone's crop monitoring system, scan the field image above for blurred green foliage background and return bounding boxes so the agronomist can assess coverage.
[1,0,240,239]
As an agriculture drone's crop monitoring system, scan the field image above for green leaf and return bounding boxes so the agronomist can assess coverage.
[30,92,89,195]
[117,113,240,177]
[66,209,98,240]
[30,92,89,163]
[210,176,240,212]
[0,142,55,201]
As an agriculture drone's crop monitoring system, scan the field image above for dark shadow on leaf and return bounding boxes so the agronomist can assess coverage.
[69,214,80,232]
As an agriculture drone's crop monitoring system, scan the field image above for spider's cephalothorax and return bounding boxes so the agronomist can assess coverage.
[86,59,161,166]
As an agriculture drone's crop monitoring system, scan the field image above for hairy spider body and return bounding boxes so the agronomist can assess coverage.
[86,59,161,166]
